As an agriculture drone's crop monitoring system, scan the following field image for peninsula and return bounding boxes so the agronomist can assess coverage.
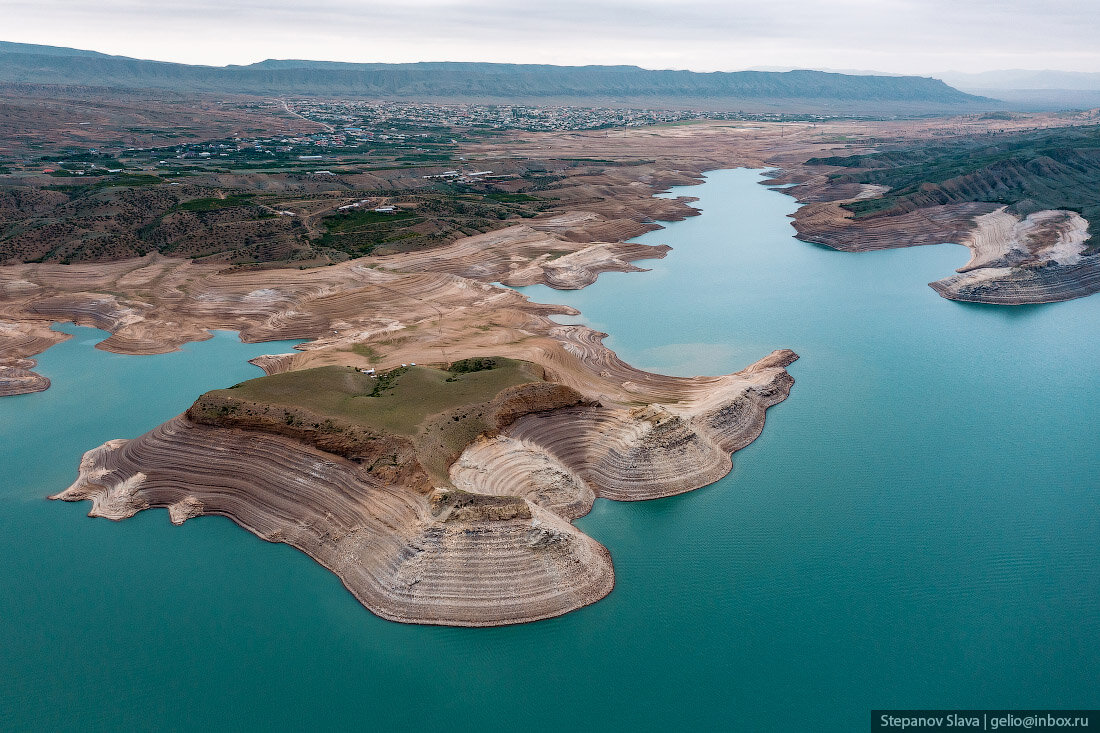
[53,351,795,625]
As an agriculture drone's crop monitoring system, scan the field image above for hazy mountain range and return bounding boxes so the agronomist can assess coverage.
[932,70,1100,109]
[752,64,1100,109]
[0,41,987,112]
[935,70,1100,91]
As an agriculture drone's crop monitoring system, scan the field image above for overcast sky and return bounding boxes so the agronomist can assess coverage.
[6,0,1100,73]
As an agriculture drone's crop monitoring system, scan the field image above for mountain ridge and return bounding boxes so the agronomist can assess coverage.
[0,41,985,107]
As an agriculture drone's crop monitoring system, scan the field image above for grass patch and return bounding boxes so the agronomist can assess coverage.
[202,359,542,437]
[484,192,539,203]
[324,208,417,231]
[178,194,255,212]
[351,343,383,363]
[92,174,162,189]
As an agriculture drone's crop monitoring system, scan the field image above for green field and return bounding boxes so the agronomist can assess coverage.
[193,359,545,478]
[314,192,546,256]
[177,194,255,212]
[323,208,417,232]
[216,359,537,433]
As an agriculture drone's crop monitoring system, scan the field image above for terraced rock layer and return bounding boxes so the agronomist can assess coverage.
[0,320,62,396]
[0,360,49,396]
[54,417,614,626]
[929,208,1100,304]
[785,176,1100,304]
[53,350,797,626]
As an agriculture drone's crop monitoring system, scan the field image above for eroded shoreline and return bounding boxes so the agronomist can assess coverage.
[14,150,800,626]
[4,118,1097,388]
[52,348,795,626]
[10,116,1097,625]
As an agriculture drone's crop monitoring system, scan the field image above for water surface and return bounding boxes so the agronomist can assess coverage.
[1,170,1097,731]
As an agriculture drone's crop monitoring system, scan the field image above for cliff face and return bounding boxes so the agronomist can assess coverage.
[52,351,797,627]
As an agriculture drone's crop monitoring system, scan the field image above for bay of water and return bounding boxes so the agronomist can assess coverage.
[2,169,1097,731]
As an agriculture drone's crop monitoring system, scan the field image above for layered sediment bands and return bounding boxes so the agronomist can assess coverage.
[504,405,729,501]
[493,351,797,502]
[931,258,1100,304]
[0,254,566,367]
[0,321,58,395]
[34,121,829,622]
[785,172,1100,304]
[930,208,1100,304]
[779,117,1100,306]
[247,353,298,376]
[0,319,67,360]
[0,361,49,396]
[500,242,670,290]
[52,416,615,626]
[450,436,595,520]
[793,200,996,252]
[55,346,797,625]
[370,222,670,290]
[0,233,661,381]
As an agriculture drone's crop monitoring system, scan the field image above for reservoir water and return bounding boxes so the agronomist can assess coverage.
[2,169,1097,731]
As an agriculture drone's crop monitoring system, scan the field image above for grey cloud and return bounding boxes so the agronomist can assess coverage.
[5,0,1100,72]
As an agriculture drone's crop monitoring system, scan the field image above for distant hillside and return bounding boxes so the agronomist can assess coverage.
[936,70,1100,92]
[933,70,1100,111]
[0,42,986,109]
[0,41,117,59]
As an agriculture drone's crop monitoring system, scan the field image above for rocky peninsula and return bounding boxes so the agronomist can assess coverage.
[6,114,1097,624]
[775,118,1100,305]
[53,352,796,626]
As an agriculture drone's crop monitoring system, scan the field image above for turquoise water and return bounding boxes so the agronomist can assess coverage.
[2,169,1098,731]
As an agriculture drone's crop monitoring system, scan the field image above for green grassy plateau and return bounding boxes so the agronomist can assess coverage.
[187,357,561,482]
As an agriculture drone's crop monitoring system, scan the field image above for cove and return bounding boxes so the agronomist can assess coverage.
[0,169,1097,732]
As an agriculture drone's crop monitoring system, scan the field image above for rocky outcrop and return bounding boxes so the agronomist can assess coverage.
[930,257,1100,304]
[52,417,614,626]
[53,349,797,627]
[0,360,50,396]
[0,319,64,396]
[369,223,671,290]
[793,199,997,253]
[186,394,432,490]
[929,208,1100,304]
[498,242,671,290]
[462,349,798,503]
[450,436,596,520]
[783,171,1100,305]
[31,121,824,623]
